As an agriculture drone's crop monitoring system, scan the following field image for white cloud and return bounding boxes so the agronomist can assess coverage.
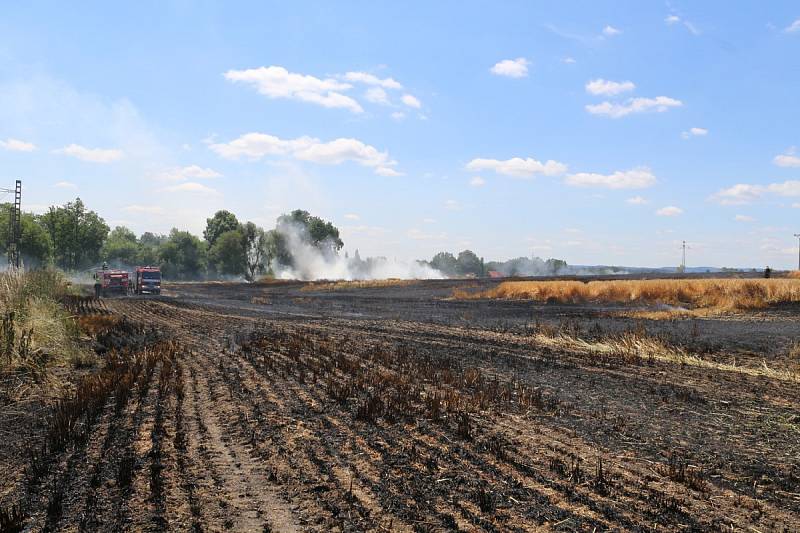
[710,184,764,205]
[342,71,402,89]
[627,195,649,205]
[585,79,635,96]
[444,199,462,211]
[665,15,681,25]
[54,143,124,163]
[407,228,447,241]
[490,58,530,78]
[156,165,222,181]
[785,18,800,33]
[656,206,683,216]
[735,214,755,222]
[586,96,683,118]
[682,127,708,139]
[391,111,405,120]
[401,94,421,108]
[774,149,800,167]
[563,57,577,64]
[0,138,36,152]
[54,181,76,189]
[224,66,363,113]
[163,182,219,194]
[123,205,166,215]
[344,213,360,220]
[469,176,486,187]
[565,167,656,189]
[422,218,437,224]
[602,25,621,36]
[713,180,800,203]
[210,132,399,176]
[465,156,567,178]
[364,87,390,105]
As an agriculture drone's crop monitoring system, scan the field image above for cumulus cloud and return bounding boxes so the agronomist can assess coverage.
[391,111,405,121]
[626,195,648,205]
[735,214,755,222]
[163,182,219,194]
[490,58,530,78]
[563,57,577,64]
[342,71,402,89]
[682,127,708,139]
[565,167,656,189]
[586,96,682,118]
[54,143,123,163]
[0,138,36,152]
[665,15,681,25]
[712,180,800,206]
[210,132,400,176]
[602,25,621,36]
[785,18,800,33]
[585,79,635,96]
[224,66,363,113]
[774,148,800,167]
[364,87,390,105]
[401,94,421,108]
[54,181,77,189]
[344,213,360,220]
[469,176,486,187]
[656,206,683,216]
[156,165,222,181]
[710,184,764,205]
[465,156,567,178]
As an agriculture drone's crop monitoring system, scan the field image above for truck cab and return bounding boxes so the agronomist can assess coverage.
[94,269,130,297]
[133,266,161,295]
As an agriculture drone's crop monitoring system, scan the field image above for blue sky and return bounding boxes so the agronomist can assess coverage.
[1,1,800,268]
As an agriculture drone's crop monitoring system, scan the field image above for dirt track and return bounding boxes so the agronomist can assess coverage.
[2,280,799,531]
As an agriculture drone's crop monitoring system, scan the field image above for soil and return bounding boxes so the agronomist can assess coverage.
[1,278,799,532]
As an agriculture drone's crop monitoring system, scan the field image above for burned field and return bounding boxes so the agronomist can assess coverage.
[2,278,800,531]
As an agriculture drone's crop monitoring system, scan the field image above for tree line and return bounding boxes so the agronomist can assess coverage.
[0,197,567,280]
[0,198,342,280]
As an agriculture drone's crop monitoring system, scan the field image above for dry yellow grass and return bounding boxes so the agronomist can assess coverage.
[454,278,800,311]
[302,279,416,292]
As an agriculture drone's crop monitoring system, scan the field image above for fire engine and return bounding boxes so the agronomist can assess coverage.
[132,266,161,295]
[93,268,129,297]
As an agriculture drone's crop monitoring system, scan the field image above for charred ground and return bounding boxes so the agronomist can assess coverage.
[1,277,799,532]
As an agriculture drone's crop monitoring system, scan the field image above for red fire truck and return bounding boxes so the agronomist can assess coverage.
[132,266,161,295]
[93,269,130,297]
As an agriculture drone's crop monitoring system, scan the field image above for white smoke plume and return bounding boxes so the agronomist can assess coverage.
[270,221,443,280]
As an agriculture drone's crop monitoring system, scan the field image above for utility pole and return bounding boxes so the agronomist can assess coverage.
[679,240,686,273]
[1,180,22,268]
[794,233,800,271]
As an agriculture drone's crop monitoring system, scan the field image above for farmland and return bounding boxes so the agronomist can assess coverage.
[2,276,799,531]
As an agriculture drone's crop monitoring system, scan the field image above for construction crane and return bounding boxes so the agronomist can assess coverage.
[0,180,22,268]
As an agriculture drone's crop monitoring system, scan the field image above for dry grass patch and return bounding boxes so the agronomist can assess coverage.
[455,278,800,312]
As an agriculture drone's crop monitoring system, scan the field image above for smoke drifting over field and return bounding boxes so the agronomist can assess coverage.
[270,221,444,281]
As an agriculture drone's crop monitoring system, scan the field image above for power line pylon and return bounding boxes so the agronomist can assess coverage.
[3,180,22,268]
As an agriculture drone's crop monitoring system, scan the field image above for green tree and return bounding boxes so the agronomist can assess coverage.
[456,249,483,277]
[0,206,53,266]
[158,228,206,280]
[208,229,246,276]
[204,210,239,247]
[138,232,166,265]
[39,198,109,270]
[277,210,343,255]
[430,252,459,276]
[102,226,140,266]
[242,222,269,281]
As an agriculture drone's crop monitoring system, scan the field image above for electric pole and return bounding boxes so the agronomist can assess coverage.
[794,233,800,271]
[679,240,686,273]
[1,180,22,269]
